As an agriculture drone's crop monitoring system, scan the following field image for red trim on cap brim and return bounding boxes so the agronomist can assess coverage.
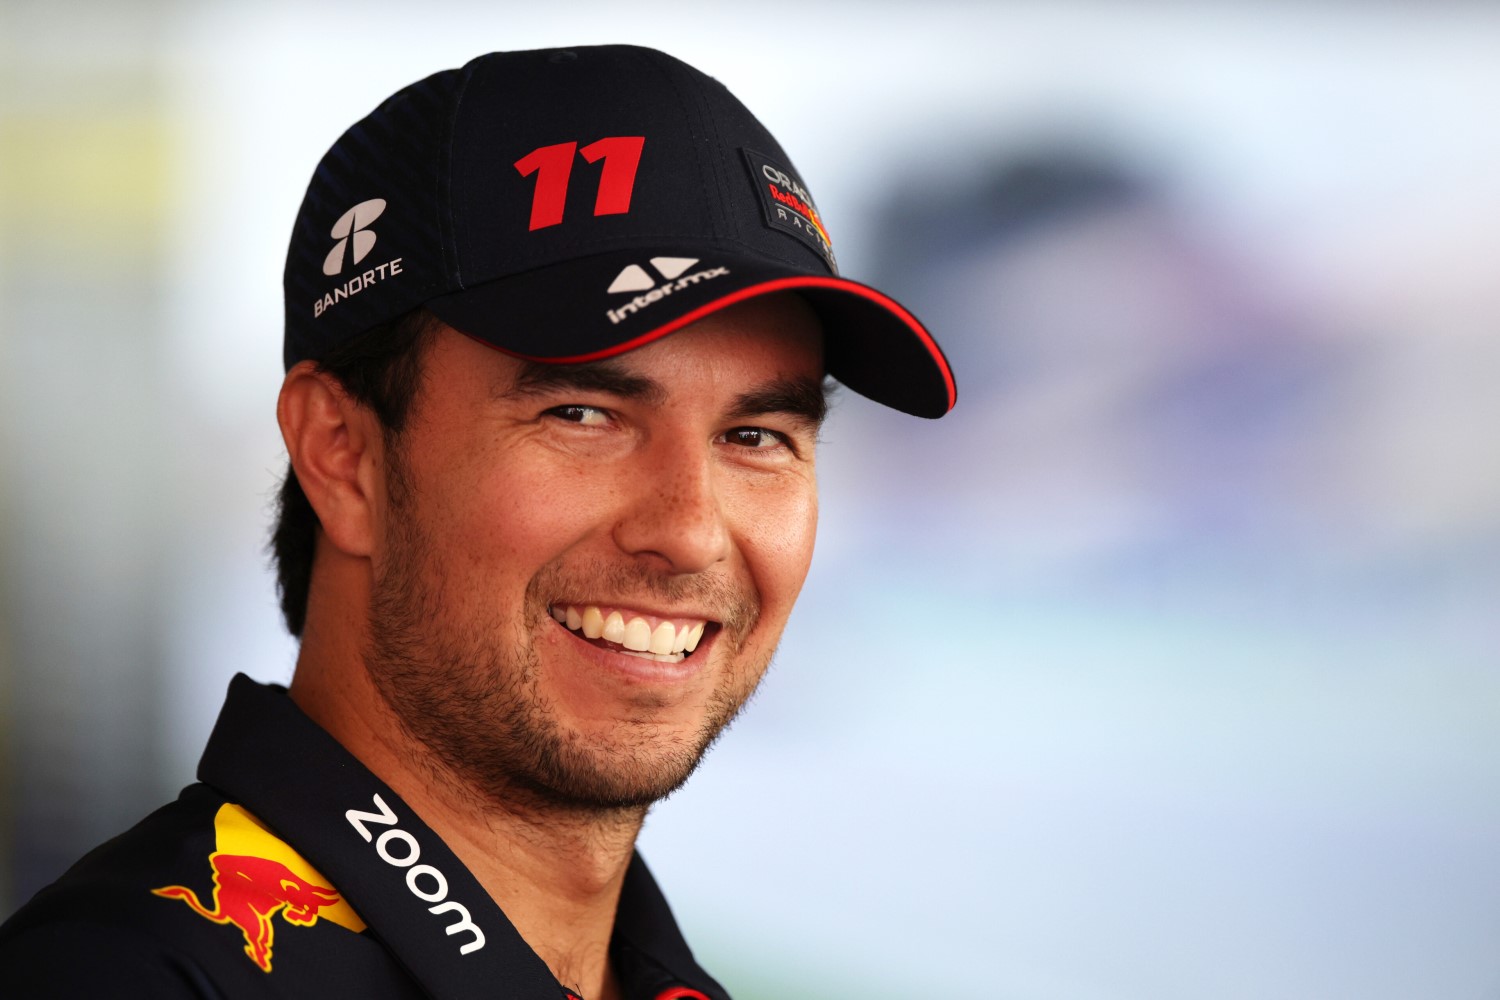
[486,275,957,415]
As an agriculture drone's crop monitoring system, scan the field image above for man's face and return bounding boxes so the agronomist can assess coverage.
[363,293,824,812]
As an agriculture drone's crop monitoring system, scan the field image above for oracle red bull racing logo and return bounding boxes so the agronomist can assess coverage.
[153,804,365,973]
[742,148,837,272]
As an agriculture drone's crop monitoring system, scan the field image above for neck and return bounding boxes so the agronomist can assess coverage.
[291,614,640,1000]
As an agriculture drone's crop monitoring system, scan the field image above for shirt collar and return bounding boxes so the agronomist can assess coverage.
[198,673,728,1000]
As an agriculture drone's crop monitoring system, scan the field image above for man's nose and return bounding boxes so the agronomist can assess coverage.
[611,441,731,575]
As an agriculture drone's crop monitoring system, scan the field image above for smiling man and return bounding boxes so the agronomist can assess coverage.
[0,45,953,999]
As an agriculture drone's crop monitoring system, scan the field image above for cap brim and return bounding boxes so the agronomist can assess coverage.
[426,249,956,418]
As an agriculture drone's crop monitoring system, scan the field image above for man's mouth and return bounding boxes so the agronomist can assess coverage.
[548,604,712,664]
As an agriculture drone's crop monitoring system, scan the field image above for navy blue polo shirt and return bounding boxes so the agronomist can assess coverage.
[0,674,728,1000]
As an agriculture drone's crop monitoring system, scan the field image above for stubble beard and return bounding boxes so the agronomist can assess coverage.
[362,453,770,817]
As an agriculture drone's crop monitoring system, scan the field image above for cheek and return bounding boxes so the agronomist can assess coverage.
[734,478,819,614]
[430,451,625,573]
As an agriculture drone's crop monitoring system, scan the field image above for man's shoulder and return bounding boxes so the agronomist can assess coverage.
[0,784,229,996]
[0,783,417,998]
[3,783,226,938]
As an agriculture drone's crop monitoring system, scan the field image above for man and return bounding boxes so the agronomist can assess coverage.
[0,45,954,998]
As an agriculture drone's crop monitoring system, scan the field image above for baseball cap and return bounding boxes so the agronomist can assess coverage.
[284,44,956,418]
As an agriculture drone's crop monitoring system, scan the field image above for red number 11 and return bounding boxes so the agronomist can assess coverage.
[514,136,646,231]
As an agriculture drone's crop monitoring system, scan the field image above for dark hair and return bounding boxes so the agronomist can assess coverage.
[270,308,437,636]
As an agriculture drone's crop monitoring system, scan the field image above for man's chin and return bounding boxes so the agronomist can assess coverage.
[491,728,717,814]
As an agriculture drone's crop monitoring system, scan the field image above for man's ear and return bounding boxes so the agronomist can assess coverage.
[277,362,383,558]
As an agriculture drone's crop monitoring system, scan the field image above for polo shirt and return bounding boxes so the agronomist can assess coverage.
[0,674,729,1000]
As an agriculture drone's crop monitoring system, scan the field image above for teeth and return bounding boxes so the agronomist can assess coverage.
[620,648,688,664]
[581,606,604,639]
[554,603,709,659]
[622,617,652,652]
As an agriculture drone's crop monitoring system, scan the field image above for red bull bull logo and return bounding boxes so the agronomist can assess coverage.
[153,804,365,972]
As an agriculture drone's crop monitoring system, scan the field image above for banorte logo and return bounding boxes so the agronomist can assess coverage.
[323,198,386,276]
[153,804,365,973]
[313,198,405,319]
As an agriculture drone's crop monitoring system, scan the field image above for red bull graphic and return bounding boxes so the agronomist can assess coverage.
[153,804,365,972]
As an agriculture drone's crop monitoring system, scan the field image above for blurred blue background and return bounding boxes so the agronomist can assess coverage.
[2,2,1498,997]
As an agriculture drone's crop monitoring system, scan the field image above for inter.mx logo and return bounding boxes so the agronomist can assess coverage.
[313,198,404,318]
[605,257,729,325]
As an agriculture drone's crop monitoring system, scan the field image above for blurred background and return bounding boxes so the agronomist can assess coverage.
[2,1,1498,997]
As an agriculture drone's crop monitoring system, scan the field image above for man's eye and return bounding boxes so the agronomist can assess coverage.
[722,427,787,450]
[547,405,611,427]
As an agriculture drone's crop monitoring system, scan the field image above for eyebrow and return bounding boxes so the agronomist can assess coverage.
[500,358,829,427]
[728,376,829,429]
[501,358,666,406]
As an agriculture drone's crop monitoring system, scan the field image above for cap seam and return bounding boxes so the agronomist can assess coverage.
[647,53,725,245]
[443,61,479,291]
[697,77,740,244]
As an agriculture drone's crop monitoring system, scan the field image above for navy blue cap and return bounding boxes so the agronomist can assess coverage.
[284,45,955,417]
